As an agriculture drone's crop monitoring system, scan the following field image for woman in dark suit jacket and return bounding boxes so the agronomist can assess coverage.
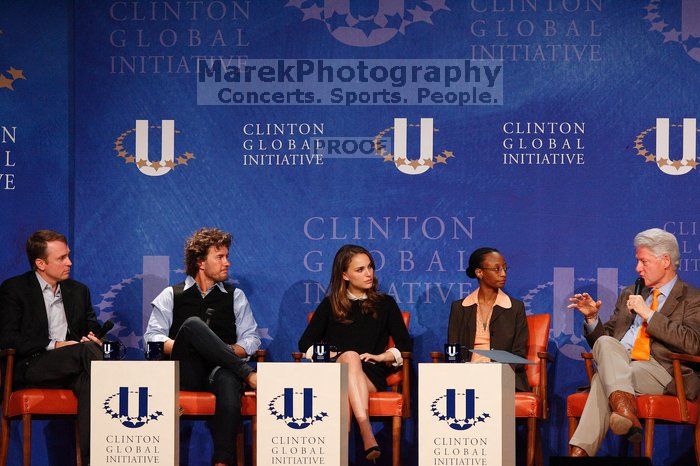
[447,247,530,392]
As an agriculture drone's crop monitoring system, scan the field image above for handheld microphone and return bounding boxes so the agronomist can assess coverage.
[204,308,215,327]
[94,320,114,339]
[630,277,645,314]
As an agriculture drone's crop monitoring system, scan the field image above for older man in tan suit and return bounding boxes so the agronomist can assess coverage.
[567,228,700,457]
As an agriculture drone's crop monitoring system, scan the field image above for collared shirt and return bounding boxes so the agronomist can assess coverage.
[585,275,678,351]
[144,276,261,359]
[36,272,68,351]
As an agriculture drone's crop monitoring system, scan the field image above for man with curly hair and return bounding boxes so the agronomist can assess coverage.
[145,227,260,466]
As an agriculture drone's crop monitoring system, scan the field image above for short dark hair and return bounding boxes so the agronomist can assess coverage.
[184,228,232,277]
[26,230,68,270]
[465,247,500,279]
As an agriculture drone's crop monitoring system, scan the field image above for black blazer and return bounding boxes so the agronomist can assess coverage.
[447,293,530,392]
[0,271,100,383]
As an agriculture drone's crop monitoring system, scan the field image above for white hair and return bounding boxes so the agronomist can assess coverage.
[633,228,680,269]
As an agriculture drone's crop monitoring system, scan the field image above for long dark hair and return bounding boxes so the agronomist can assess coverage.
[328,245,382,321]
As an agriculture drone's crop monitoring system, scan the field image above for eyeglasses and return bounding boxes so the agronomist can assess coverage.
[479,266,509,274]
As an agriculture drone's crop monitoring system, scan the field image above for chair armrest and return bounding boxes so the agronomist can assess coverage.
[581,352,595,383]
[291,352,304,362]
[536,351,552,420]
[253,349,266,363]
[670,353,700,364]
[670,353,697,422]
[400,352,412,418]
[1,348,16,417]
[429,351,444,363]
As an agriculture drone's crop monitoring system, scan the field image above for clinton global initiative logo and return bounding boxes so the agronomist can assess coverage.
[268,388,328,429]
[373,117,454,175]
[632,118,698,176]
[286,0,451,47]
[431,388,490,431]
[114,120,197,176]
[644,0,700,63]
[0,30,26,91]
[103,387,163,428]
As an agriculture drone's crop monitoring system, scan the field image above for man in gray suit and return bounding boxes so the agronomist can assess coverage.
[567,228,700,457]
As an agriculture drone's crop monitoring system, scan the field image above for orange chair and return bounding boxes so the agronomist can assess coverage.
[292,311,411,466]
[567,351,700,462]
[430,313,552,466]
[0,348,83,466]
[179,349,266,466]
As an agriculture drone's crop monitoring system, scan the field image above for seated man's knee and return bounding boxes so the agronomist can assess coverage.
[82,342,103,360]
[592,335,619,357]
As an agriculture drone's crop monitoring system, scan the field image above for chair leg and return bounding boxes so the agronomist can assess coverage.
[22,414,30,466]
[392,416,401,466]
[643,419,654,459]
[252,416,257,466]
[526,418,536,466]
[75,419,82,466]
[694,418,700,465]
[567,417,579,454]
[0,415,10,466]
[535,424,543,466]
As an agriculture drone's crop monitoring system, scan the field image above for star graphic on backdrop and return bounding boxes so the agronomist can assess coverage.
[408,6,433,24]
[686,160,698,169]
[0,75,14,90]
[383,154,393,162]
[121,331,142,350]
[100,291,116,299]
[355,19,380,37]
[163,160,176,168]
[657,158,668,167]
[436,155,447,164]
[638,149,648,156]
[285,0,305,7]
[425,0,451,11]
[643,12,660,21]
[184,151,195,159]
[395,157,406,166]
[7,68,25,80]
[150,162,162,171]
[662,28,681,43]
[117,150,127,158]
[409,159,422,169]
[124,156,135,164]
[176,156,187,165]
[136,159,148,168]
[442,150,454,158]
[643,4,657,12]
[671,160,683,169]
[325,11,349,31]
[423,159,435,168]
[301,4,323,21]
[384,13,403,30]
[645,154,656,162]
[684,35,700,49]
[649,21,668,32]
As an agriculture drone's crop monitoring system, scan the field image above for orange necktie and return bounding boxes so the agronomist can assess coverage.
[630,289,660,361]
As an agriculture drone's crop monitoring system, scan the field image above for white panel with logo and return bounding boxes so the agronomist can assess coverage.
[419,363,515,466]
[257,362,349,466]
[91,361,179,466]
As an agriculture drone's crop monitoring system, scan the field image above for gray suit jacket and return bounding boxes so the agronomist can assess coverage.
[585,278,700,400]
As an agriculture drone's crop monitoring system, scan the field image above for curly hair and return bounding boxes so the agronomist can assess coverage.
[184,228,232,277]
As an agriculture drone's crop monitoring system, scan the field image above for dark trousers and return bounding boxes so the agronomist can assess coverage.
[172,317,253,465]
[23,342,102,464]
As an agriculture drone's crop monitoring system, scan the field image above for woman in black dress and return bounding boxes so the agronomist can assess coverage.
[298,245,412,462]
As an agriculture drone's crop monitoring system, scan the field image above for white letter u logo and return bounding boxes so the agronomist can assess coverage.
[135,120,175,177]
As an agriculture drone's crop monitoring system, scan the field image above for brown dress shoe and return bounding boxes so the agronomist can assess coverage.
[608,390,642,442]
[569,445,589,457]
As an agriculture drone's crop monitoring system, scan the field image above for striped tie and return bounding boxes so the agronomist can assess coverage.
[630,289,660,361]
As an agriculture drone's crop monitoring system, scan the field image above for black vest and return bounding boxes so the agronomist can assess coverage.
[170,281,237,344]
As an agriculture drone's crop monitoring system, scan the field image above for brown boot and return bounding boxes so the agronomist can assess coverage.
[569,445,589,457]
[608,390,642,442]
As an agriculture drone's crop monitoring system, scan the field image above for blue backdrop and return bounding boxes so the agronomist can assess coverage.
[1,0,699,464]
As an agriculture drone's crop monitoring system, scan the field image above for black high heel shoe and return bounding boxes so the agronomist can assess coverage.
[365,445,381,462]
